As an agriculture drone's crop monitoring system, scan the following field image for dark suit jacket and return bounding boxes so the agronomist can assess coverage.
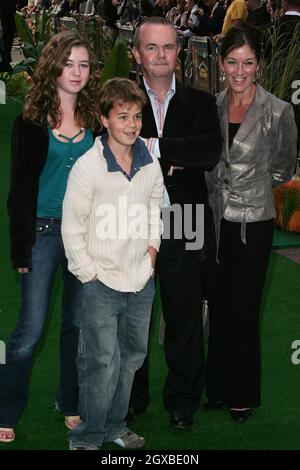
[193,3,226,36]
[140,79,222,257]
[247,6,270,29]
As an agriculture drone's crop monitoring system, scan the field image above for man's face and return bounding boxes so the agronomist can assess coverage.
[133,24,179,84]
[204,0,216,6]
[245,0,256,12]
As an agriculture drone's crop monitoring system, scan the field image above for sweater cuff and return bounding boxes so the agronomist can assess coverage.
[73,263,97,284]
[149,238,161,252]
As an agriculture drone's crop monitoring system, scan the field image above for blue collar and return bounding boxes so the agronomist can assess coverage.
[101,133,153,181]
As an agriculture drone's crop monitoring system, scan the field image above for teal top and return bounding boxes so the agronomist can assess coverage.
[37,128,94,218]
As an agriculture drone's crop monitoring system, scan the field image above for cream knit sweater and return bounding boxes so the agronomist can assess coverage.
[62,137,164,292]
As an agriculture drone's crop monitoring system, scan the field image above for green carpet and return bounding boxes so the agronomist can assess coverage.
[1,100,300,451]
[273,227,300,248]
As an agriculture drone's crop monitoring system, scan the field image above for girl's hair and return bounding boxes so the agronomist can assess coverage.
[220,22,263,63]
[99,77,147,118]
[23,31,101,131]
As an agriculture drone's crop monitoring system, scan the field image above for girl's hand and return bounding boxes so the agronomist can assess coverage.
[18,267,29,274]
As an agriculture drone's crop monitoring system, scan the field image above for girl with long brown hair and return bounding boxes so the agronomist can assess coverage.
[0,30,101,443]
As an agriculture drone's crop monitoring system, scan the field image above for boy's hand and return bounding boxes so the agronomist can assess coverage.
[87,275,98,283]
[147,246,157,278]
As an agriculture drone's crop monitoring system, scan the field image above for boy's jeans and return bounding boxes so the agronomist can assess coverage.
[69,277,155,450]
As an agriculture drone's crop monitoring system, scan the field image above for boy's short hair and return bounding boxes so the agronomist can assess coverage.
[99,78,148,118]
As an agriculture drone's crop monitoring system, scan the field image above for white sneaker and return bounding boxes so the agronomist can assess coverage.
[113,431,145,449]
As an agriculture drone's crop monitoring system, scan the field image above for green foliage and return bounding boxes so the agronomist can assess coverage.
[100,37,129,84]
[260,22,300,102]
[13,8,51,75]
[0,72,30,104]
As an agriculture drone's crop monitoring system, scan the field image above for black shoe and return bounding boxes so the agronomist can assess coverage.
[230,408,252,423]
[170,410,193,430]
[203,400,225,410]
[126,407,137,423]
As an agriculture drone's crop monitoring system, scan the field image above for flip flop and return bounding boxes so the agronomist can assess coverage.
[64,416,81,430]
[0,427,15,443]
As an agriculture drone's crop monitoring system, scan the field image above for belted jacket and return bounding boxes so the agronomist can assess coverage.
[206,83,298,248]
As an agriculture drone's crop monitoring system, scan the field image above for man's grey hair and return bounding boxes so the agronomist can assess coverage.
[133,16,181,50]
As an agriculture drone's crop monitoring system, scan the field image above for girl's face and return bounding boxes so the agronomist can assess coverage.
[221,44,259,96]
[57,46,90,97]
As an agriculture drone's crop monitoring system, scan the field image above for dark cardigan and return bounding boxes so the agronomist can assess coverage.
[7,114,96,269]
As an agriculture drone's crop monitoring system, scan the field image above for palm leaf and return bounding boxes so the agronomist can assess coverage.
[35,7,51,44]
[14,13,35,47]
[260,22,300,102]
[100,37,129,84]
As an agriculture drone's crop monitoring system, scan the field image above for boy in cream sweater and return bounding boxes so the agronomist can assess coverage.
[62,78,164,450]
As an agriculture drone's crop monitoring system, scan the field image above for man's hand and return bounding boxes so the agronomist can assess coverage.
[213,33,225,44]
[167,166,184,176]
[187,19,196,28]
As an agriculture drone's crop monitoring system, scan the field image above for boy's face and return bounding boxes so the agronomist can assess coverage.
[101,101,143,150]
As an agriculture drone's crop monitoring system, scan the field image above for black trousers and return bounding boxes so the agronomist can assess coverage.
[157,238,205,414]
[0,1,16,66]
[130,239,206,414]
[205,218,274,408]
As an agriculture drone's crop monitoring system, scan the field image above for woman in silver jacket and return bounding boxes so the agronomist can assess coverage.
[204,23,298,422]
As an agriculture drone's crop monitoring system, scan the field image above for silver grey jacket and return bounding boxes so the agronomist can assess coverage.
[206,83,298,247]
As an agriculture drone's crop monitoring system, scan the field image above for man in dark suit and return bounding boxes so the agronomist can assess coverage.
[280,0,300,22]
[131,17,222,430]
[191,0,226,37]
[246,0,271,29]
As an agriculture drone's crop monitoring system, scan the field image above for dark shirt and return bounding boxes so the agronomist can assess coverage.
[228,122,240,148]
[247,6,271,29]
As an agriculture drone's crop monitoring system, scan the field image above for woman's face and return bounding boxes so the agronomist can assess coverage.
[57,46,90,97]
[221,44,259,95]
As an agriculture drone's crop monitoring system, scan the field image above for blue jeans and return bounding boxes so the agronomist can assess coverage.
[0,218,81,427]
[69,277,155,450]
